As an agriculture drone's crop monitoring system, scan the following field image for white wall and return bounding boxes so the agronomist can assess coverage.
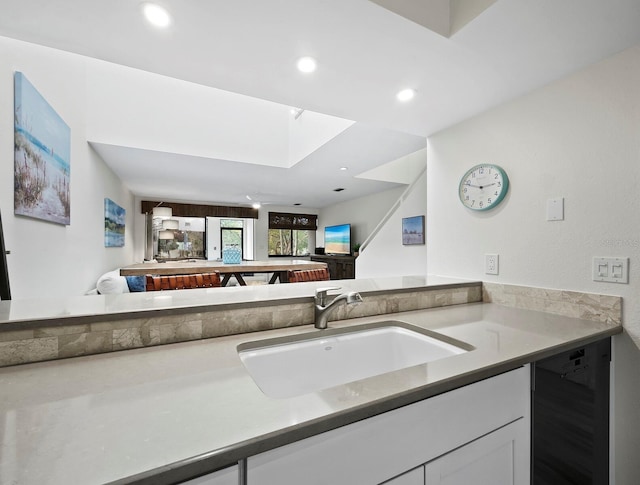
[427,44,640,484]
[355,172,428,278]
[207,218,222,260]
[0,36,135,299]
[318,186,405,249]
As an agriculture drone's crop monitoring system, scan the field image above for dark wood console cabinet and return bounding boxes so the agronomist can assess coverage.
[310,254,356,280]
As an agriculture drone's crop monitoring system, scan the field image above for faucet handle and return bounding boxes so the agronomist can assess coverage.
[315,286,341,305]
[315,286,341,298]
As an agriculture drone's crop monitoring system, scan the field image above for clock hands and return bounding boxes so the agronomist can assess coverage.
[466,182,496,189]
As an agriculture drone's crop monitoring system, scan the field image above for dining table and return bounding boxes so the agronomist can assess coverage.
[119,259,328,286]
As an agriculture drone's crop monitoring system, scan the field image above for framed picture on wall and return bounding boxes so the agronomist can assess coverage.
[14,72,71,225]
[104,198,125,247]
[402,215,425,245]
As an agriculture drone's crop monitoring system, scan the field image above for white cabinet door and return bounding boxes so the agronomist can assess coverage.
[180,465,238,485]
[424,418,529,485]
[382,466,425,484]
[248,366,530,485]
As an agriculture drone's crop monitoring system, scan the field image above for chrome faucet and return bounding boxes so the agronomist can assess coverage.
[314,287,363,330]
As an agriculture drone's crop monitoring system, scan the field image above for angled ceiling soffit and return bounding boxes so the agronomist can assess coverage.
[368,0,498,37]
[357,147,427,184]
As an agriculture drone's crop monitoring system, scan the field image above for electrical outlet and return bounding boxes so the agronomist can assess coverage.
[485,254,499,275]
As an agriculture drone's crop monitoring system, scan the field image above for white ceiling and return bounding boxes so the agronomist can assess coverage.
[90,123,427,208]
[2,0,640,208]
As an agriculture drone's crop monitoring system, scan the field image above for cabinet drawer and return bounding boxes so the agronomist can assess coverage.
[424,418,529,484]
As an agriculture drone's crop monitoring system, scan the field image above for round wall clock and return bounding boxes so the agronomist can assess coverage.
[458,164,509,211]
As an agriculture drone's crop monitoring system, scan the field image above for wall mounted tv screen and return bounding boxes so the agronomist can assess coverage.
[324,223,351,255]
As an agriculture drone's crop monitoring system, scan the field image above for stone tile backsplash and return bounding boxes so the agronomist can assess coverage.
[0,281,622,367]
[0,284,482,367]
[483,282,621,325]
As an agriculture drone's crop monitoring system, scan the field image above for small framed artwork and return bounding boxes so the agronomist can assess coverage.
[104,198,125,247]
[402,215,425,245]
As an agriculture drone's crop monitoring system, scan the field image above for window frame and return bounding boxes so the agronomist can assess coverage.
[220,226,244,260]
[267,212,317,258]
[268,228,311,257]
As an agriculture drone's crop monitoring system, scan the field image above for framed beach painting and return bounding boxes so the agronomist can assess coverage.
[14,72,71,225]
[402,215,425,245]
[104,198,125,247]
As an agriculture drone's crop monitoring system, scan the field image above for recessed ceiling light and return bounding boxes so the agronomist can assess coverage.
[296,57,317,73]
[252,202,261,209]
[340,167,348,171]
[293,203,301,206]
[142,3,171,28]
[396,88,416,102]
[333,188,345,192]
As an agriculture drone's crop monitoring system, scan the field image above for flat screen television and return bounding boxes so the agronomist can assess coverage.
[324,223,351,255]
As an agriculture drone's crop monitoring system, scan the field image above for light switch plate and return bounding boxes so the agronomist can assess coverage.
[547,198,564,221]
[593,257,629,283]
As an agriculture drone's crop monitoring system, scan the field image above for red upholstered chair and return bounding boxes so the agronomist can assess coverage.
[145,272,221,291]
[286,268,330,283]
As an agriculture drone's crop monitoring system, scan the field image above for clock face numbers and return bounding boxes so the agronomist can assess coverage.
[459,164,509,211]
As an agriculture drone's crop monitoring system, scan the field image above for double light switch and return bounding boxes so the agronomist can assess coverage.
[593,257,629,283]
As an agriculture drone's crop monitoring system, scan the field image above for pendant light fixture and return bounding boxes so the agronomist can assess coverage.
[152,206,172,218]
[162,219,179,230]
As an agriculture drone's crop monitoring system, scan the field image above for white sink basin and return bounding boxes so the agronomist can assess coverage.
[238,321,472,399]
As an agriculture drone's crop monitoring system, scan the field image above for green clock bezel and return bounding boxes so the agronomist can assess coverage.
[458,164,509,211]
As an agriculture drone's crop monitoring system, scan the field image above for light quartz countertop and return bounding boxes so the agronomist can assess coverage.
[0,275,476,328]
[0,301,621,485]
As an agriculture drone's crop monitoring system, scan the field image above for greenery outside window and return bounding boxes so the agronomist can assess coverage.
[268,229,310,256]
[268,212,317,257]
[221,219,244,259]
